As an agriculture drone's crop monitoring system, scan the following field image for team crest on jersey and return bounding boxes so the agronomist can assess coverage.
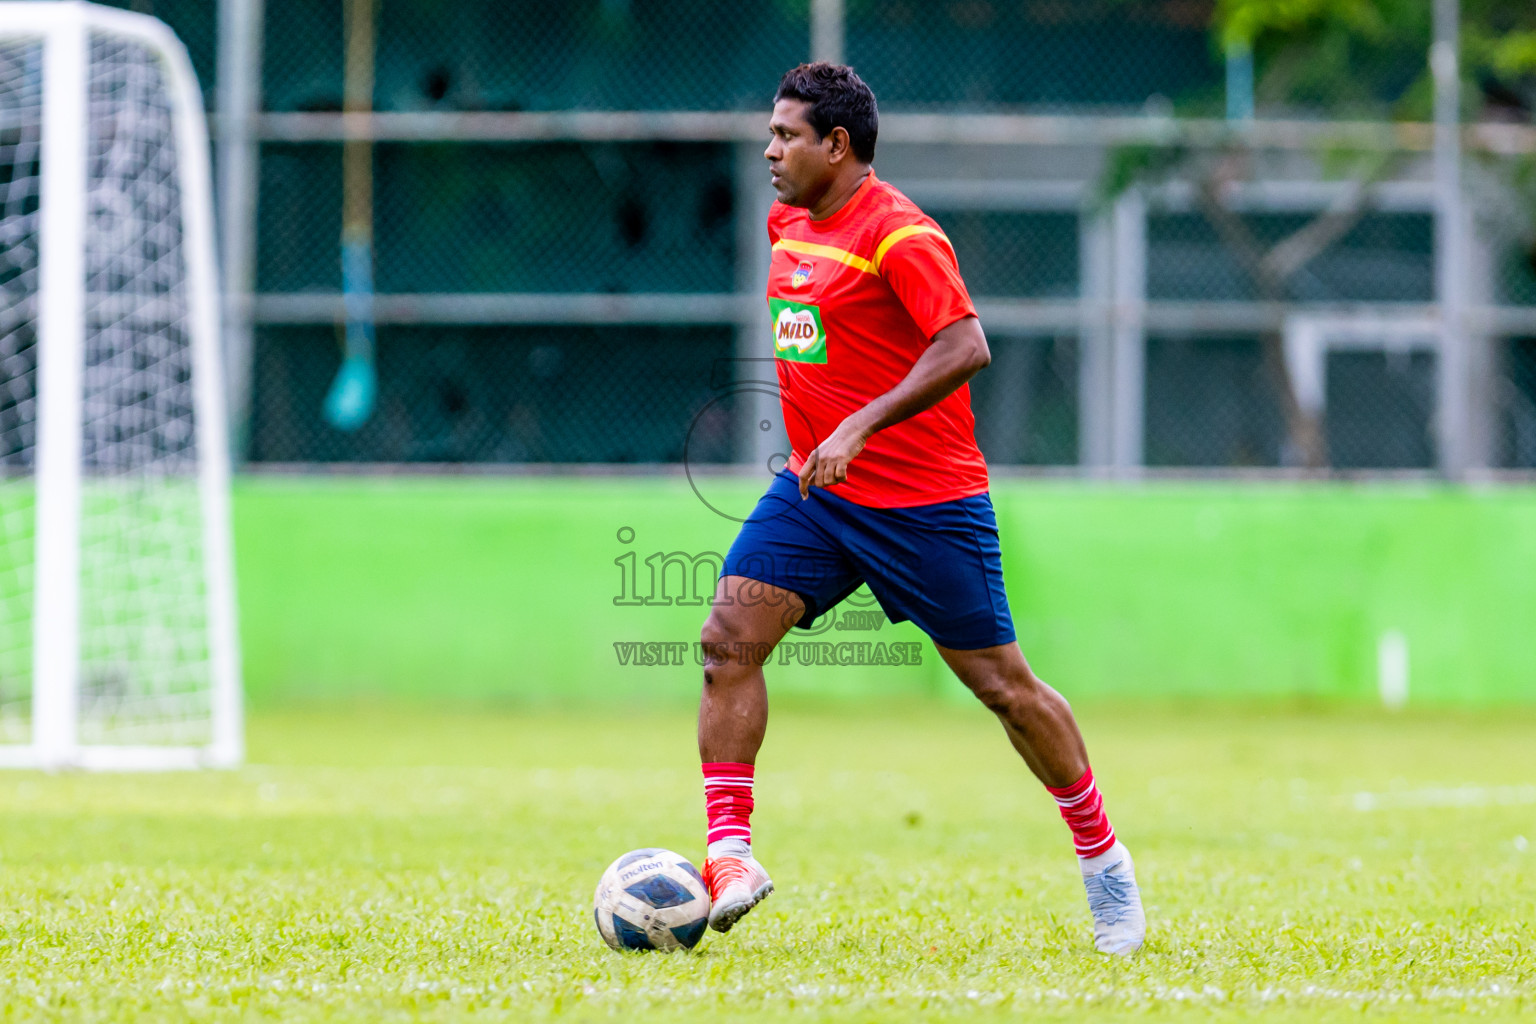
[768,298,827,364]
[791,260,814,288]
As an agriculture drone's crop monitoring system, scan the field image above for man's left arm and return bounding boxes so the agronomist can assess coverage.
[797,315,989,497]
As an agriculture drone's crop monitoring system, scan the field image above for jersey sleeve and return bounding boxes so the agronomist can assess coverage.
[766,203,784,246]
[878,227,977,340]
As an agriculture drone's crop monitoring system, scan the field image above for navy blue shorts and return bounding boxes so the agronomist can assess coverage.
[721,471,1016,651]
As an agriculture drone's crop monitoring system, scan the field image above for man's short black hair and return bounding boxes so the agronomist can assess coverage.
[774,62,878,164]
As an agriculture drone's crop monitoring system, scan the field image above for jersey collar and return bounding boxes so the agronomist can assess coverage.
[804,169,878,232]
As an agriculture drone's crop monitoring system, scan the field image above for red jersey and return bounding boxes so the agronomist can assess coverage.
[766,171,989,508]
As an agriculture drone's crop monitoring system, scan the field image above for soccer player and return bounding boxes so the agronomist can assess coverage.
[697,63,1146,956]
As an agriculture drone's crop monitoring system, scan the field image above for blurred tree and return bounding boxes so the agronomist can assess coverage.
[1216,0,1536,119]
[1104,0,1536,468]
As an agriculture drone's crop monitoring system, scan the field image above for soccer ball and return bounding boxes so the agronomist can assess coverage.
[593,848,711,952]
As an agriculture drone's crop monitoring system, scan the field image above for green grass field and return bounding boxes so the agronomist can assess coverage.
[2,703,1532,1021]
[3,477,1532,1018]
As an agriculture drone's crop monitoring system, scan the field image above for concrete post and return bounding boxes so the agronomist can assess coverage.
[217,0,263,462]
[1432,0,1470,476]
[1078,205,1114,470]
[811,0,845,65]
[735,141,780,471]
[1110,190,1147,475]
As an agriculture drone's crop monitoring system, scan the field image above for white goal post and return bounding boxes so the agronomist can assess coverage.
[0,2,240,768]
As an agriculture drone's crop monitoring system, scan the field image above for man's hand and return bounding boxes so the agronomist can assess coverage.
[795,317,991,500]
[798,417,870,499]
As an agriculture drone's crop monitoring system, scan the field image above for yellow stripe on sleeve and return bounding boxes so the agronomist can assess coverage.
[872,224,953,272]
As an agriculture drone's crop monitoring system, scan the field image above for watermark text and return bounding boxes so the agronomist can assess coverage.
[613,640,922,667]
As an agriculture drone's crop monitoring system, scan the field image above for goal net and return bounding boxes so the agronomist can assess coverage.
[0,2,239,769]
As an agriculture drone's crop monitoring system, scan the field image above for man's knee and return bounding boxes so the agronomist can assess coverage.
[700,609,735,651]
[702,600,766,645]
[967,665,1054,718]
[699,608,772,675]
[699,611,735,670]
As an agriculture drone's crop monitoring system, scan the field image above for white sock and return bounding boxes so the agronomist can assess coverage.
[1078,840,1127,877]
[707,838,751,860]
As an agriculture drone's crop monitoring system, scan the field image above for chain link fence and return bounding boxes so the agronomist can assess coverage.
[1145,211,1437,304]
[257,143,735,294]
[100,0,216,100]
[263,0,810,114]
[1141,206,1439,468]
[249,325,733,463]
[1144,336,1286,469]
[75,1,1536,474]
[1500,337,1536,467]
[932,211,1079,299]
[254,0,1231,115]
[1143,339,1446,470]
[845,0,1219,109]
[1498,234,1536,306]
[970,335,1079,467]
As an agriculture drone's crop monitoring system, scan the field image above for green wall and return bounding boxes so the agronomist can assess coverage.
[234,476,1536,707]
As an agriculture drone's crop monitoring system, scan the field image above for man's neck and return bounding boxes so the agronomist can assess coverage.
[807,167,872,221]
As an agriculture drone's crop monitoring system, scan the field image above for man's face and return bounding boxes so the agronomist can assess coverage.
[765,98,834,208]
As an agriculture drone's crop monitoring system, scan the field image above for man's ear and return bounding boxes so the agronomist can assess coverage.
[825,126,852,164]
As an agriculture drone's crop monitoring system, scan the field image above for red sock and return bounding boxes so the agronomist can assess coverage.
[702,761,755,849]
[1046,767,1117,858]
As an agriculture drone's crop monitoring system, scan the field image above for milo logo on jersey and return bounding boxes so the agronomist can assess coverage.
[769,298,827,364]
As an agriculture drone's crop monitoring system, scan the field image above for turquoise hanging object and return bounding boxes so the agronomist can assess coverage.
[324,233,377,431]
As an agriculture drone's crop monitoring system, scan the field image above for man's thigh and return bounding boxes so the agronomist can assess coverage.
[721,471,864,631]
[841,492,1017,651]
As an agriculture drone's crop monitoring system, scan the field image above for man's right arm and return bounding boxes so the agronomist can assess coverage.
[796,316,989,497]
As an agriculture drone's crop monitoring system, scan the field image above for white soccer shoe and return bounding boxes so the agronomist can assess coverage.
[702,854,773,933]
[1081,841,1146,956]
